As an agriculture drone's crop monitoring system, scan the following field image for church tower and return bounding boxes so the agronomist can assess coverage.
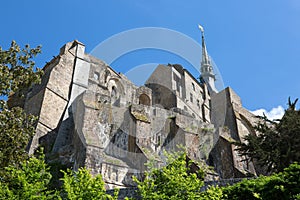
[198,25,218,94]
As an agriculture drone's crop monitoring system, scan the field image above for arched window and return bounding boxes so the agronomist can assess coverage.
[139,94,151,106]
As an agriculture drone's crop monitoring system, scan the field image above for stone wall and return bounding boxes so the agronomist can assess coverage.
[13,40,261,189]
[26,41,80,154]
[209,87,259,178]
[146,64,211,122]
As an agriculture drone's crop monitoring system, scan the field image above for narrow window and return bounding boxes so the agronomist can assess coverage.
[157,135,161,146]
[104,70,110,83]
[190,93,193,103]
[202,104,206,122]
[201,91,206,100]
[192,82,195,91]
[173,73,181,93]
[176,81,180,92]
[111,86,117,98]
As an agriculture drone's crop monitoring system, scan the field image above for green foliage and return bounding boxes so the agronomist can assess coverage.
[0,153,58,199]
[235,98,300,173]
[0,107,37,170]
[0,40,43,100]
[47,161,69,191]
[133,149,300,200]
[0,154,118,199]
[222,163,300,200]
[60,168,118,200]
[199,186,223,200]
[133,150,205,200]
[0,41,43,172]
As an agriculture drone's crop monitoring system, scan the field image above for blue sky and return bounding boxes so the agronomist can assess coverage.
[1,0,300,115]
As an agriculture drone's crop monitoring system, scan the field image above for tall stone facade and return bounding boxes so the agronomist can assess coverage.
[11,40,260,189]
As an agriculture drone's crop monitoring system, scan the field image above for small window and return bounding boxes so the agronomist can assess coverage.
[157,135,161,146]
[104,70,111,83]
[192,83,195,91]
[202,104,206,122]
[173,73,179,81]
[176,81,180,92]
[111,86,117,98]
[197,99,200,108]
[94,72,99,80]
[201,92,206,100]
[173,74,181,92]
[190,93,193,103]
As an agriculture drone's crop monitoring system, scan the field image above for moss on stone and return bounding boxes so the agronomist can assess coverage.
[131,111,150,123]
[167,115,176,119]
[184,125,198,133]
[104,157,122,166]
[200,127,214,133]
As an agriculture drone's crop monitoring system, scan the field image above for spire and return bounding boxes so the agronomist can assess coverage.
[198,24,218,94]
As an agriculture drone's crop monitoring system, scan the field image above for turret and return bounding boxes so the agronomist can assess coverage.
[198,25,218,94]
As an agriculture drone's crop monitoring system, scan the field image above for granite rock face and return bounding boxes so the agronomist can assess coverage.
[12,40,260,189]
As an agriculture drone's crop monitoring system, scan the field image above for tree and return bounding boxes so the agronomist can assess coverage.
[0,152,118,199]
[222,163,300,200]
[60,168,119,200]
[134,160,300,200]
[0,107,37,170]
[198,186,223,200]
[0,41,43,171]
[0,153,58,199]
[0,40,43,101]
[236,98,300,173]
[133,150,205,200]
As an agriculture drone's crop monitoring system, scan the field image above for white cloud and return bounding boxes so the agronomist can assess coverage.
[251,106,285,121]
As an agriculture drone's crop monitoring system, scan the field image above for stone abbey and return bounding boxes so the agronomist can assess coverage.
[10,30,260,189]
